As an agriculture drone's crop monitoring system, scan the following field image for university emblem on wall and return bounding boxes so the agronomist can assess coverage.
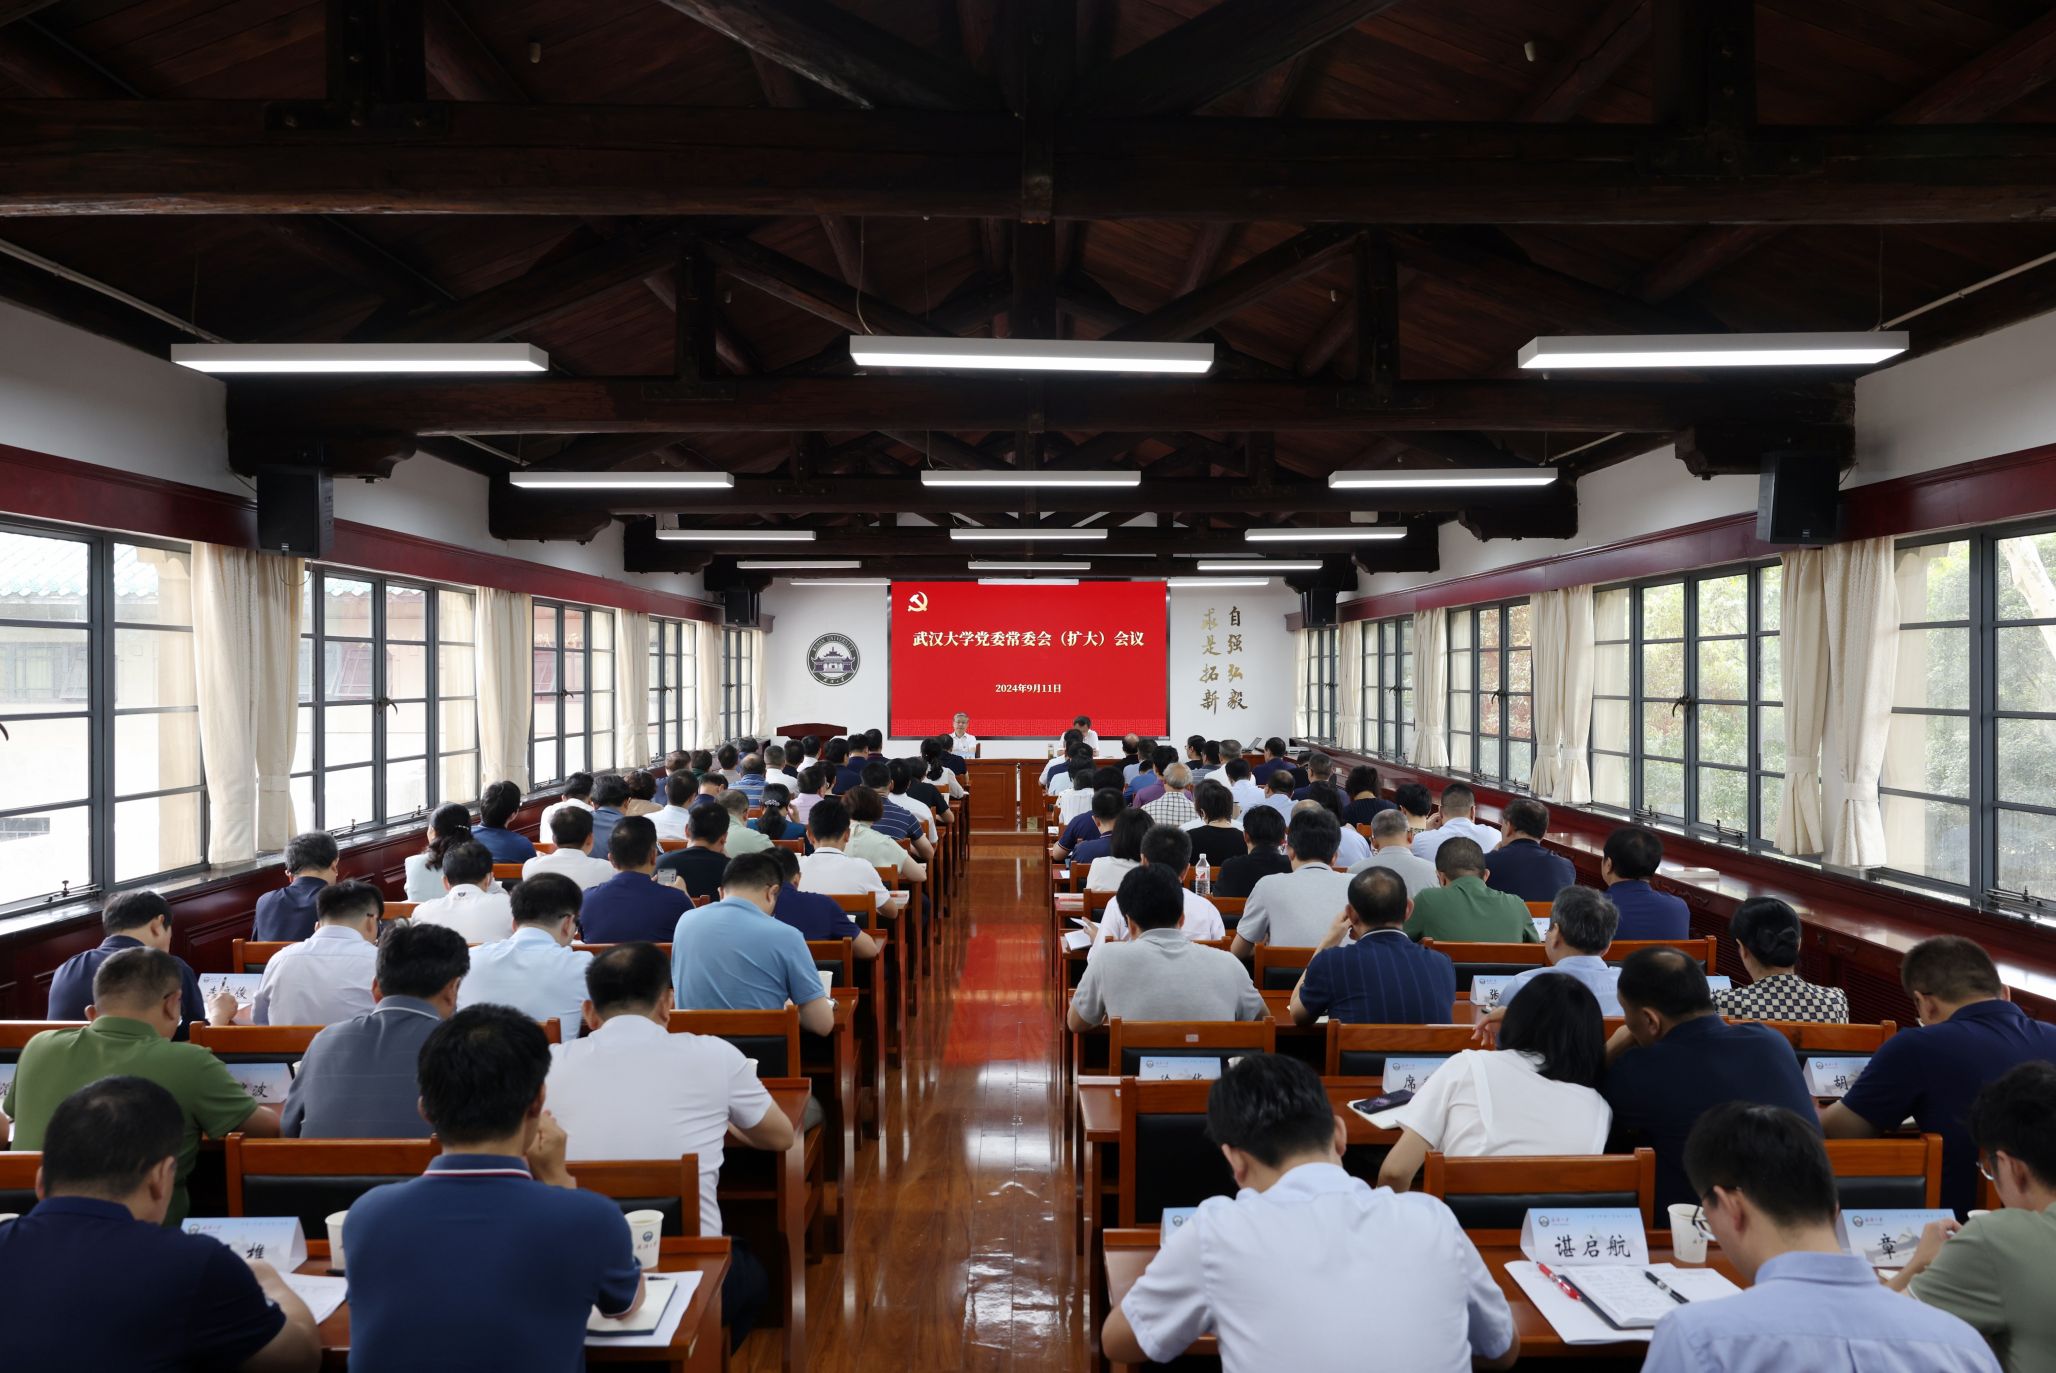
[807,632,861,687]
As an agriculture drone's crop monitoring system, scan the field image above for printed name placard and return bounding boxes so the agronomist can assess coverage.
[1137,1055,1222,1081]
[1531,917,1552,938]
[196,973,262,1005]
[225,1062,293,1104]
[1519,1208,1650,1267]
[1380,1056,1450,1093]
[1470,975,1515,1010]
[1160,1207,1199,1232]
[1803,1055,1871,1098]
[1704,975,1733,994]
[1839,1209,1954,1267]
[184,1216,307,1270]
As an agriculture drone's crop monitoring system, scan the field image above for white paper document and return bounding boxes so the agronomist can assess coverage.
[283,1273,348,1324]
[587,1273,702,1348]
[1505,1261,1653,1345]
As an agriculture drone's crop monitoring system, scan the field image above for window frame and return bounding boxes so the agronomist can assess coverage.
[1357,616,1414,761]
[1445,600,1533,788]
[720,625,753,741]
[1302,624,1338,741]
[0,518,207,911]
[531,598,617,787]
[647,616,698,760]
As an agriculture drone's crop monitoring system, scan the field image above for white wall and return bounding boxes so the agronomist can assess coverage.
[760,579,1300,757]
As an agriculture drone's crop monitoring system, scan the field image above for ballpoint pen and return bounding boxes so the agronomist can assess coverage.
[1643,1269,1688,1304]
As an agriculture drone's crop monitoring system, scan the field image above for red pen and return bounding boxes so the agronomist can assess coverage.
[1536,1262,1586,1305]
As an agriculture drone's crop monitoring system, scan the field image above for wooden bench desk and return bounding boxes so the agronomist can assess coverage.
[715,1080,814,1373]
[797,991,859,1252]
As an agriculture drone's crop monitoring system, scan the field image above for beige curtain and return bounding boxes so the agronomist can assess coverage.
[695,619,724,745]
[748,628,769,738]
[191,544,303,863]
[1822,537,1900,868]
[1292,630,1311,739]
[1530,585,1595,804]
[474,587,533,792]
[616,610,651,766]
[1776,548,1829,855]
[1336,619,1364,752]
[1411,607,1449,770]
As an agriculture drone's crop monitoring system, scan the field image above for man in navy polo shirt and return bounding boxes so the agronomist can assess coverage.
[47,890,239,1036]
[767,847,879,959]
[580,816,696,943]
[1602,947,1818,1209]
[1057,786,1123,862]
[1600,826,1691,940]
[253,831,339,941]
[0,1075,322,1372]
[1288,868,1456,1026]
[1483,798,1578,903]
[344,1004,645,1372]
[1826,936,2056,1215]
[1251,737,1292,786]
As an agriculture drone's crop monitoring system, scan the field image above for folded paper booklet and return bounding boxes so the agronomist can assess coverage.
[588,1276,678,1336]
[1061,928,1093,952]
[283,1273,348,1325]
[1505,1262,1739,1342]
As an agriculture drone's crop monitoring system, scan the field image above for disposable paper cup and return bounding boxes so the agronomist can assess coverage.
[326,1210,349,1273]
[1968,1209,1992,1220]
[1668,1204,1708,1263]
[626,1209,664,1270]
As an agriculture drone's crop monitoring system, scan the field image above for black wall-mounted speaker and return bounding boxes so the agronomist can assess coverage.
[255,468,333,557]
[1756,452,1842,545]
[723,587,761,626]
[1300,587,1338,629]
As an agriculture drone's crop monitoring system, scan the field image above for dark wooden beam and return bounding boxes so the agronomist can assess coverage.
[1297,296,1355,378]
[1458,482,1578,541]
[423,0,527,102]
[674,237,718,382]
[327,0,427,108]
[1176,52,1311,295]
[622,522,1419,558]
[1107,225,1358,344]
[702,232,939,338]
[1395,226,1710,334]
[1673,421,1852,478]
[230,373,1852,437]
[368,227,680,342]
[1357,233,1398,393]
[0,1,65,28]
[1512,0,1649,122]
[1068,0,1403,117]
[656,0,998,110]
[1650,0,1754,131]
[747,53,864,285]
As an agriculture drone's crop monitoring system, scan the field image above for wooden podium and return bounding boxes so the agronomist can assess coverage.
[775,722,846,740]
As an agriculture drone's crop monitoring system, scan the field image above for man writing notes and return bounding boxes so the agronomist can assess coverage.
[1402,838,1539,944]
[1068,867,1264,1030]
[1230,807,1351,954]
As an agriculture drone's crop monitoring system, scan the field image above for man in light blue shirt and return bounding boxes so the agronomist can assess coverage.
[669,851,833,1038]
[1485,885,1622,1022]
[1642,1102,1997,1373]
[456,873,595,1039]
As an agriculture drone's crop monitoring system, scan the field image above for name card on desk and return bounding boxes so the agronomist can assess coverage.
[1530,917,1551,938]
[196,973,262,1006]
[1160,1207,1199,1233]
[1519,1209,1650,1267]
[226,1062,293,1104]
[1803,1055,1870,1098]
[1839,1209,1953,1267]
[1704,975,1733,994]
[1381,1056,1450,1093]
[1470,975,1515,1011]
[1137,1055,1223,1081]
[184,1216,307,1270]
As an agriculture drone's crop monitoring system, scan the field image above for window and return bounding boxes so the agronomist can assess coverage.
[292,571,477,832]
[647,618,698,759]
[1447,602,1533,786]
[1358,617,1415,761]
[720,626,753,741]
[0,524,204,909]
[1301,625,1338,741]
[1588,565,1783,847]
[1884,539,1971,892]
[531,600,616,786]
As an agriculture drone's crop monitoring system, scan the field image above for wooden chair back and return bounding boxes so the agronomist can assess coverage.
[1212,896,1246,932]
[806,937,856,991]
[491,863,526,882]
[230,939,296,973]
[572,942,674,957]
[1323,1022,1478,1077]
[774,838,806,854]
[1117,1079,1237,1226]
[190,1025,321,1060]
[1825,1134,1944,1210]
[380,902,417,922]
[1746,1019,1898,1054]
[0,1152,38,1213]
[1084,888,1118,919]
[658,839,688,853]
[667,1007,802,1078]
[564,1154,701,1237]
[224,1135,436,1234]
[1252,945,1318,992]
[1421,1148,1656,1244]
[0,1022,84,1066]
[1525,901,1553,920]
[873,865,901,891]
[1105,1018,1275,1079]
[829,892,879,929]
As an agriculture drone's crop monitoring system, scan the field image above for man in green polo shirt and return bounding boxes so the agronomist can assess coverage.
[1403,838,1541,944]
[4,947,277,1224]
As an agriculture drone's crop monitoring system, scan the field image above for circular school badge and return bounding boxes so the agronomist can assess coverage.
[807,633,861,687]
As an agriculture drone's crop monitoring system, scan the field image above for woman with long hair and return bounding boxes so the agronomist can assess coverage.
[403,802,476,901]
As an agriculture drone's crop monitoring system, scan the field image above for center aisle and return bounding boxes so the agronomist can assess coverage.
[737,846,1092,1372]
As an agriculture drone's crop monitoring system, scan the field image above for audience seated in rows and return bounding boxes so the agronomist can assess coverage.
[1056,784,1122,862]
[343,1005,646,1370]
[1214,804,1289,899]
[845,784,927,883]
[1481,797,1576,902]
[1482,884,1622,1021]
[1602,948,1816,1210]
[470,779,538,864]
[1102,1053,1518,1373]
[255,830,340,941]
[1641,1103,1997,1373]
[1824,935,2056,1216]
[752,786,797,842]
[732,753,768,806]
[411,840,513,944]
[720,788,772,856]
[51,890,235,1035]
[6,948,280,1223]
[588,774,633,854]
[1341,764,1395,827]
[1714,896,1850,1023]
[621,769,663,818]
[1347,807,1438,897]
[1067,867,1264,1029]
[582,817,694,944]
[1090,824,1225,955]
[545,942,790,1345]
[1410,782,1500,863]
[522,804,615,889]
[1056,758,1098,824]
[1123,744,1165,804]
[1144,763,1200,828]
[651,771,698,842]
[1299,790,1369,866]
[1379,975,1613,1190]
[1183,779,1249,868]
[1232,809,1352,953]
[1403,838,1538,944]
[0,1077,323,1371]
[254,879,381,1026]
[403,803,476,903]
[828,737,864,794]
[456,872,594,1036]
[672,851,833,1036]
[1252,769,1297,827]
[1224,757,1264,818]
[797,797,892,904]
[1250,737,1293,787]
[1601,826,1690,940]
[1289,752,1334,802]
[1084,808,1151,892]
[1393,781,1435,834]
[536,771,594,841]
[655,803,732,901]
[283,922,469,1139]
[794,765,831,822]
[1288,867,1455,1027]
[768,846,878,958]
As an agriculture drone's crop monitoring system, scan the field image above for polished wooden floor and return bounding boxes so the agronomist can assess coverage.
[737,840,1090,1372]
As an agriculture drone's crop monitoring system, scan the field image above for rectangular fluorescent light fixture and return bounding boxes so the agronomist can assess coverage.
[1516,331,1907,369]
[1244,527,1407,543]
[1328,468,1558,489]
[949,528,1108,542]
[791,578,888,586]
[508,469,734,490]
[654,528,816,542]
[736,560,860,570]
[920,470,1142,488]
[849,336,1213,375]
[171,343,549,374]
[966,560,1094,572]
[978,578,1079,586]
[1195,560,1324,572]
[1167,577,1270,587]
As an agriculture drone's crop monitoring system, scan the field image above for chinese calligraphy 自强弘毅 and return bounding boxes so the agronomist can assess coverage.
[1199,605,1249,715]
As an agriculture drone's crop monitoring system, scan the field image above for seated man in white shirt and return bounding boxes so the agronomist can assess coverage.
[408,841,514,944]
[522,807,616,890]
[796,796,892,911]
[1103,1052,1519,1373]
[649,773,698,843]
[536,771,594,840]
[456,872,595,1039]
[761,743,799,797]
[949,712,978,760]
[546,941,794,1347]
[1411,781,1502,863]
[1347,808,1439,897]
[1088,823,1224,958]
[253,879,381,1025]
[1297,791,1369,866]
[1223,757,1264,818]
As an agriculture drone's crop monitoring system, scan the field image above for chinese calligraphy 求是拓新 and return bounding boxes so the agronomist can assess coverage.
[1198,605,1250,715]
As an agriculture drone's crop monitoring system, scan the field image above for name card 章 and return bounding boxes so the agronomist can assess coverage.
[1804,1056,1871,1098]
[1136,1056,1223,1081]
[225,1062,293,1105]
[1519,1209,1650,1268]
[1380,1056,1450,1094]
[1470,976,1515,1011]
[196,973,262,1007]
[1839,1209,1954,1268]
[184,1216,307,1271]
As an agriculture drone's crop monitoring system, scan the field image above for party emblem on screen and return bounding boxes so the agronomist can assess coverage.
[905,591,929,613]
[807,633,861,687]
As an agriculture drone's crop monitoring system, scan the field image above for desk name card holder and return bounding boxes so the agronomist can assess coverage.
[1803,1056,1871,1098]
[1520,1209,1650,1267]
[184,1216,308,1271]
[1839,1209,1953,1268]
[1381,1056,1451,1093]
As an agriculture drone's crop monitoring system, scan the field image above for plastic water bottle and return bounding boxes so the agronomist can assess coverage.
[1194,855,1211,897]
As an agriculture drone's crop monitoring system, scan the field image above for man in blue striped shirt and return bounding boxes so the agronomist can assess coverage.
[1288,868,1456,1026]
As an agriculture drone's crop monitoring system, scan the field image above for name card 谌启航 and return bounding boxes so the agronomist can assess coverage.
[1520,1209,1650,1267]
